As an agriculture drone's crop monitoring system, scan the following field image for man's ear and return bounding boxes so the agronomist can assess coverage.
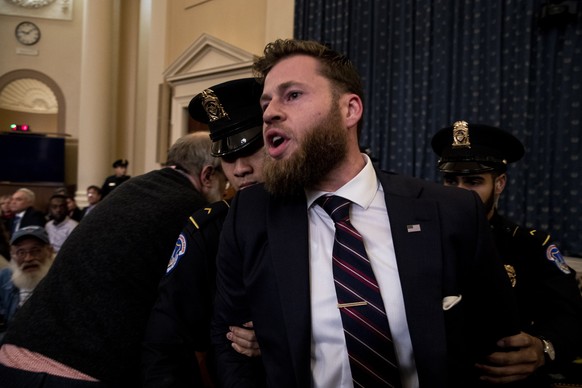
[495,173,507,195]
[344,94,363,129]
[199,165,216,188]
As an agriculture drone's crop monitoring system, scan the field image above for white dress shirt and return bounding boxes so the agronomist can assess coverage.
[45,216,78,253]
[306,155,419,388]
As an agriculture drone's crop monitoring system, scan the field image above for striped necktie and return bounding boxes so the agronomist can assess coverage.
[317,195,401,388]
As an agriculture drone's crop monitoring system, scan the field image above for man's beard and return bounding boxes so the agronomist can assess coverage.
[263,101,348,196]
[483,184,496,216]
[10,256,54,290]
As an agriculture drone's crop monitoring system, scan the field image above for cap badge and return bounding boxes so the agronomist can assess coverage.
[504,264,517,287]
[200,88,230,122]
[452,120,471,148]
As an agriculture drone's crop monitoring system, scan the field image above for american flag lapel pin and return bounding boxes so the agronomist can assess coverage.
[407,224,421,233]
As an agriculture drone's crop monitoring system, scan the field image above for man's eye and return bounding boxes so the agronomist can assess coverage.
[288,91,301,100]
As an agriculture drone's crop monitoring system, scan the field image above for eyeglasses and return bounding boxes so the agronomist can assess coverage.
[12,247,44,260]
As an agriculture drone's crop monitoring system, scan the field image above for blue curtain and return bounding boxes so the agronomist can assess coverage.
[294,0,582,256]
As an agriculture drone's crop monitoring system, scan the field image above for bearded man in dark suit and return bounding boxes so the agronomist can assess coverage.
[211,39,521,388]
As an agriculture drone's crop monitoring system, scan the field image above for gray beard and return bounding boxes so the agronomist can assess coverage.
[10,255,54,290]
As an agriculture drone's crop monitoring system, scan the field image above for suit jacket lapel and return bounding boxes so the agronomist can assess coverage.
[268,194,312,387]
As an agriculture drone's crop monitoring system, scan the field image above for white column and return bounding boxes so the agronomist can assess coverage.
[138,0,167,172]
[75,0,116,205]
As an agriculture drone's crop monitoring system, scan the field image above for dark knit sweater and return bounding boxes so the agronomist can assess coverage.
[4,168,207,387]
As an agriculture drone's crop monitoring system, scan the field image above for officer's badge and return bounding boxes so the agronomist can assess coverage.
[201,88,229,122]
[452,120,470,148]
[504,264,517,287]
[546,244,571,274]
[166,233,187,274]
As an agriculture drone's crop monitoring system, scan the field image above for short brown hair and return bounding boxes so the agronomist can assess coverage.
[253,40,364,132]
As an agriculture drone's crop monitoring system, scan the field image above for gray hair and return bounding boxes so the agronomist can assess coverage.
[15,188,35,204]
[166,131,220,177]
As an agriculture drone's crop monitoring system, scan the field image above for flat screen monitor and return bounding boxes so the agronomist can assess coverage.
[0,132,65,183]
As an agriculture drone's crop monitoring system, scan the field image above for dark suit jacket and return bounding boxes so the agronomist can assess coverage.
[13,207,46,232]
[212,170,520,388]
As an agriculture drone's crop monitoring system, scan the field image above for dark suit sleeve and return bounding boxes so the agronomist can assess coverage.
[463,192,521,353]
[434,188,521,385]
[212,195,262,388]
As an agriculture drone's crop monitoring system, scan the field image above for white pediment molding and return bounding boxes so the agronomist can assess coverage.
[164,34,256,84]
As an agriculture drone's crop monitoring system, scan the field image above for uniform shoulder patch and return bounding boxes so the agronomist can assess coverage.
[546,244,571,274]
[166,233,187,274]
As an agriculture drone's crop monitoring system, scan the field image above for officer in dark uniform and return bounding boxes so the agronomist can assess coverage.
[142,78,265,388]
[432,121,582,387]
[101,159,131,198]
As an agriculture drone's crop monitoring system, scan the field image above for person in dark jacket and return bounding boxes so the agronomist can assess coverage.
[101,159,131,198]
[0,195,14,237]
[432,120,582,387]
[142,78,265,388]
[66,196,83,223]
[211,39,519,388]
[0,132,226,388]
[80,185,102,220]
[8,188,45,235]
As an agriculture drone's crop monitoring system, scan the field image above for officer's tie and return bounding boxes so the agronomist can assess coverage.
[317,195,401,387]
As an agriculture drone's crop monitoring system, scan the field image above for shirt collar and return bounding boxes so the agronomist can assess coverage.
[305,154,379,210]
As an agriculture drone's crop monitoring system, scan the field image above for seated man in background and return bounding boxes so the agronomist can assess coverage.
[0,226,54,342]
[66,196,83,223]
[8,189,45,235]
[0,132,225,387]
[142,78,265,388]
[44,194,78,254]
[0,196,13,266]
[432,121,582,386]
[80,185,102,219]
[0,195,13,235]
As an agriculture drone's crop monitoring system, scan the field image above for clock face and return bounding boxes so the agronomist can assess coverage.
[15,21,41,46]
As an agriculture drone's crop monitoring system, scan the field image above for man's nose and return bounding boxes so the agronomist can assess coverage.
[263,100,283,124]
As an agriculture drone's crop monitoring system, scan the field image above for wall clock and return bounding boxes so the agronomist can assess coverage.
[9,0,56,8]
[15,21,41,46]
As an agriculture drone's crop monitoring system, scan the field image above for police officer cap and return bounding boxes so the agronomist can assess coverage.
[431,121,525,174]
[113,159,129,168]
[188,78,264,157]
[10,226,50,245]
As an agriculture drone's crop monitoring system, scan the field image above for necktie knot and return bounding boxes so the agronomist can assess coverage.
[316,195,351,223]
